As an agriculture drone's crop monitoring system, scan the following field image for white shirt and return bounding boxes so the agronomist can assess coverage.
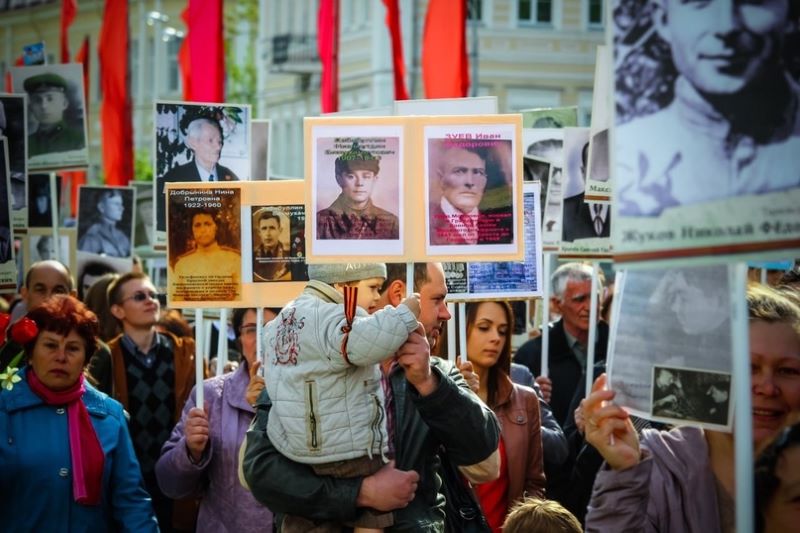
[440,197,479,244]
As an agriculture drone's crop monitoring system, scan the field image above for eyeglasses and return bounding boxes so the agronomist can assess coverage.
[239,324,258,336]
[121,290,160,303]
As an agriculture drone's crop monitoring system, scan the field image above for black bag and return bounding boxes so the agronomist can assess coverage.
[438,447,492,533]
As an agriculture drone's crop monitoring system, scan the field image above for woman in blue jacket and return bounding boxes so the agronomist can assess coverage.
[0,295,158,532]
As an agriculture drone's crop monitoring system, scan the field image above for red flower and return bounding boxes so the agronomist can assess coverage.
[9,318,38,345]
[0,313,9,344]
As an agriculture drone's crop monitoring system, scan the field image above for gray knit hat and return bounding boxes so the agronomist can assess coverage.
[308,263,387,284]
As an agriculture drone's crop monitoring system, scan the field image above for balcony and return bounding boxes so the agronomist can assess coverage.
[268,34,321,75]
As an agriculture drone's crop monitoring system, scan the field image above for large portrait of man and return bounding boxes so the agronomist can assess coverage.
[316,139,400,240]
[10,64,88,169]
[427,138,514,246]
[154,102,251,235]
[252,206,308,282]
[561,128,611,243]
[0,94,28,227]
[615,0,800,217]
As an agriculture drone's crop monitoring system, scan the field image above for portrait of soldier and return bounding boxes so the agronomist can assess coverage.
[253,210,291,282]
[23,72,85,157]
[616,0,800,216]
[316,140,399,240]
[428,143,513,246]
[156,116,239,231]
[78,189,132,258]
[562,141,611,243]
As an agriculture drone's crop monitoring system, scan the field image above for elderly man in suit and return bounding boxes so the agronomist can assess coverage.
[156,117,239,231]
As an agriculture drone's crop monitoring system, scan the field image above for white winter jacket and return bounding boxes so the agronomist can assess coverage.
[264,280,419,464]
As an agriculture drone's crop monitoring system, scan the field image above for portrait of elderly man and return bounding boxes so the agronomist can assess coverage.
[253,210,292,281]
[23,72,85,157]
[429,143,513,246]
[316,140,399,240]
[616,0,800,217]
[156,117,239,231]
[78,189,132,258]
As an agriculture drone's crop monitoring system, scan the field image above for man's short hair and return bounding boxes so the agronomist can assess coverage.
[78,261,116,300]
[502,498,582,533]
[186,117,223,142]
[97,189,122,205]
[379,262,430,295]
[107,271,151,307]
[258,211,281,228]
[551,262,598,299]
[25,260,74,291]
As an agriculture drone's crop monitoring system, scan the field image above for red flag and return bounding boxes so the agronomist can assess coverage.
[421,0,469,98]
[317,0,339,113]
[382,0,409,101]
[99,0,133,185]
[60,0,77,63]
[75,36,90,121]
[5,55,24,92]
[179,0,224,102]
[63,170,87,217]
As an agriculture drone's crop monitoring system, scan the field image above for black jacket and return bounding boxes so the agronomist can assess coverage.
[513,319,609,427]
[242,358,500,532]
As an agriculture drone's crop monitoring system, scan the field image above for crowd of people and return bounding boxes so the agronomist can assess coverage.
[1,258,799,532]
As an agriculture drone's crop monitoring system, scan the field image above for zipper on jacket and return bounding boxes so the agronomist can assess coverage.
[306,380,319,450]
[368,393,386,462]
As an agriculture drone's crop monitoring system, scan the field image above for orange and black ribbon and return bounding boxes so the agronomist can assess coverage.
[340,286,358,365]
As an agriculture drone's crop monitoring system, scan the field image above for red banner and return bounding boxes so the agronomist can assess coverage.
[317,0,340,113]
[99,0,133,185]
[60,0,77,63]
[421,0,470,98]
[178,0,225,102]
[382,0,409,101]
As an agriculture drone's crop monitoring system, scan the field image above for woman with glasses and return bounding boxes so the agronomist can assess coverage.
[156,307,278,532]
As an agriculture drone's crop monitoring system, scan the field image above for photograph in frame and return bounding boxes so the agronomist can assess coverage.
[607,264,733,430]
[0,138,16,291]
[612,0,800,262]
[131,181,155,249]
[541,165,563,252]
[584,45,612,203]
[251,204,309,283]
[0,93,28,229]
[560,127,612,258]
[76,185,136,259]
[9,63,89,170]
[443,182,543,300]
[154,101,252,240]
[309,123,404,259]
[25,227,77,280]
[651,365,732,428]
[425,123,517,255]
[167,184,243,305]
[27,173,62,228]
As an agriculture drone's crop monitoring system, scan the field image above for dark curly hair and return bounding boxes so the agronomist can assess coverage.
[24,295,99,365]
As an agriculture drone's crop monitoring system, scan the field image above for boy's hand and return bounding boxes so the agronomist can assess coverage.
[397,324,438,396]
[400,293,421,319]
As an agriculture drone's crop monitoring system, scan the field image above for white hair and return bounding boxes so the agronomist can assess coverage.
[551,262,599,300]
[186,117,219,141]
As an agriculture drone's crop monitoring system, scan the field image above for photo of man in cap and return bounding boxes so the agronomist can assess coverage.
[316,140,399,240]
[23,72,85,157]
[253,209,292,281]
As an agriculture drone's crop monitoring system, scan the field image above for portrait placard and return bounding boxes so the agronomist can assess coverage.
[131,181,155,249]
[9,63,89,170]
[607,265,734,431]
[0,139,16,291]
[560,127,612,259]
[611,0,800,263]
[154,100,252,247]
[541,165,563,252]
[307,121,405,259]
[77,185,136,259]
[424,122,519,258]
[584,45,612,203]
[166,180,307,308]
[443,182,543,300]
[27,173,62,228]
[520,106,578,129]
[0,93,28,229]
[25,227,77,276]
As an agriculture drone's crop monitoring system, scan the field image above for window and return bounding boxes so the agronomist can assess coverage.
[588,0,604,27]
[578,90,593,127]
[506,88,561,113]
[467,0,483,22]
[518,0,553,25]
[166,38,183,94]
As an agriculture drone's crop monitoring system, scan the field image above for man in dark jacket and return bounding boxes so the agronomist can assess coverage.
[514,262,609,427]
[243,262,500,531]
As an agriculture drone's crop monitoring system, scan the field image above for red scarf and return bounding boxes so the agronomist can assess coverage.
[27,369,105,506]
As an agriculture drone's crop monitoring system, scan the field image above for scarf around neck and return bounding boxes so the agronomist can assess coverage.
[27,369,105,505]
